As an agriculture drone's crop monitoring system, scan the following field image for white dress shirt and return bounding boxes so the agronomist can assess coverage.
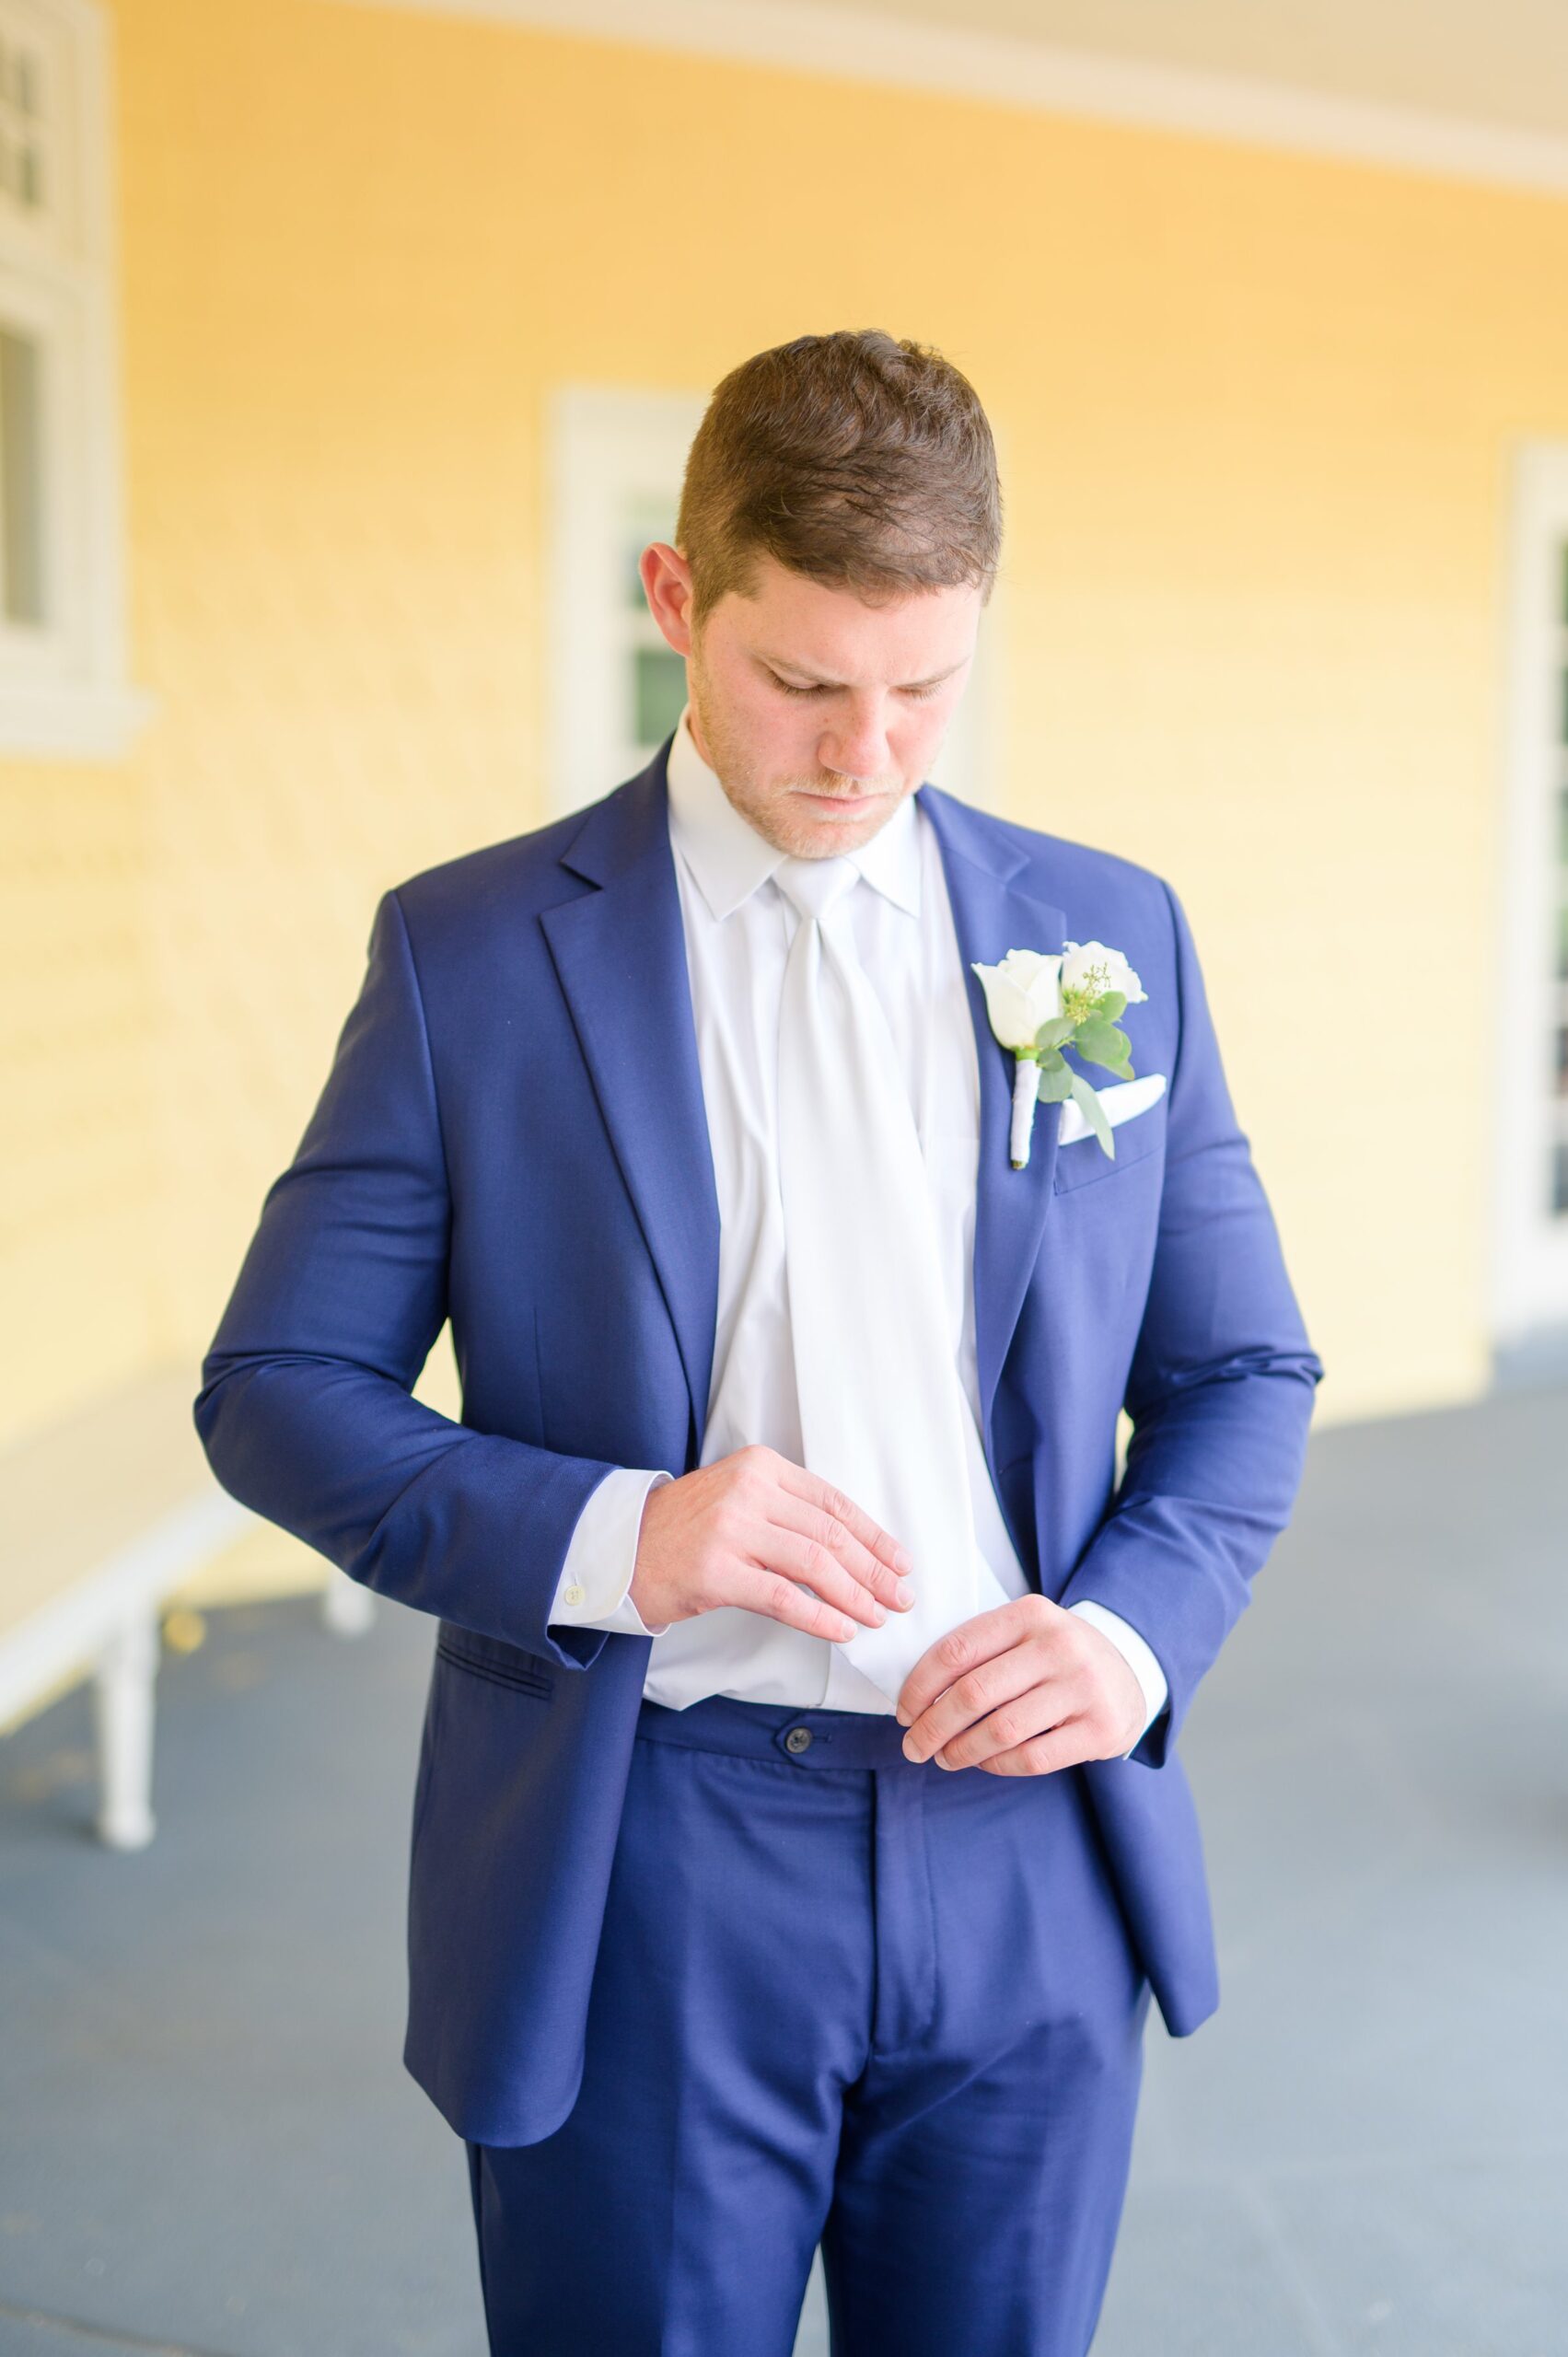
[546,705,1167,1752]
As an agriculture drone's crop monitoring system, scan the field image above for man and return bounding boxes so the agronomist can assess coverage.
[196,328,1323,2355]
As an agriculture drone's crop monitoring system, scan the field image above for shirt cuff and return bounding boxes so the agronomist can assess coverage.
[1068,1599,1169,1758]
[548,1468,676,1636]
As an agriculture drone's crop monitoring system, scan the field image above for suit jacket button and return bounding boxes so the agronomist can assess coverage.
[784,1725,813,1755]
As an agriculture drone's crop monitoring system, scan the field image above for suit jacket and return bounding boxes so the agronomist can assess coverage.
[194,733,1325,2145]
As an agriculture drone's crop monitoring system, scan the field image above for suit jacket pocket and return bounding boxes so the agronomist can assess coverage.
[1052,1092,1167,1194]
[435,1622,556,1701]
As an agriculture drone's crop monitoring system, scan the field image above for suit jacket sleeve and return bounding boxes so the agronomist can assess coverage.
[193,886,632,1674]
[1056,877,1325,1767]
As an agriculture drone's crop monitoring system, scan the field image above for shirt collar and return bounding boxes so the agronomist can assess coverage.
[665,701,922,923]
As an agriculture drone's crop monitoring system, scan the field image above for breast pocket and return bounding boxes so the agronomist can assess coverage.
[1051,1088,1167,1194]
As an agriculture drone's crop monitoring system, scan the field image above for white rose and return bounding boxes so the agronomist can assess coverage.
[1060,939,1146,1005]
[970,948,1064,1052]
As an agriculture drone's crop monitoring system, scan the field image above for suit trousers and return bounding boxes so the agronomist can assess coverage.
[463,1688,1152,2357]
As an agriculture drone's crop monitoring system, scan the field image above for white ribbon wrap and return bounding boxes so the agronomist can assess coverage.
[1009,1055,1040,1168]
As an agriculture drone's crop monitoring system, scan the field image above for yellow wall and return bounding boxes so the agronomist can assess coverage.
[10,0,1568,1492]
[4,761,165,1430]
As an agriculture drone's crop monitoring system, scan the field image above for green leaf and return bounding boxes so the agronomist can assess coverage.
[1069,1071,1115,1157]
[1074,1020,1132,1074]
[1035,1059,1074,1102]
[1034,1015,1077,1051]
[1094,990,1127,1020]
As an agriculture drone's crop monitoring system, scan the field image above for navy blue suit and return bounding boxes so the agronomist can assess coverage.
[196,736,1321,2346]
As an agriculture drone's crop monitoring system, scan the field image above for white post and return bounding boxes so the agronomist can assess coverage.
[322,1569,376,1637]
[93,1609,158,1850]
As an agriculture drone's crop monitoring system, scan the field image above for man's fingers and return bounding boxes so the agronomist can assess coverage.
[763,1492,915,1613]
[728,1564,860,1643]
[893,1601,1026,1727]
[773,1460,913,1585]
[756,1525,892,1629]
[897,1645,1046,1763]
[925,1680,1074,1771]
[974,1719,1091,1778]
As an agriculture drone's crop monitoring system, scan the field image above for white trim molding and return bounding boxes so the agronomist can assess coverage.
[1493,443,1568,1363]
[0,0,152,762]
[547,382,708,818]
[331,0,1568,200]
[0,679,151,756]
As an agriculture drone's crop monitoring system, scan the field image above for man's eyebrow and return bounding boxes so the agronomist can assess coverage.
[758,652,970,691]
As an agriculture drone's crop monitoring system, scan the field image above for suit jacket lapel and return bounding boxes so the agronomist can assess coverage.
[540,745,1066,1484]
[540,742,721,1455]
[914,781,1067,1456]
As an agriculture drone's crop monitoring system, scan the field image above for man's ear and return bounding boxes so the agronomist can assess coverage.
[641,541,699,657]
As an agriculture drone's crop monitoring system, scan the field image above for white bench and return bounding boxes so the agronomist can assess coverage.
[0,1368,371,1848]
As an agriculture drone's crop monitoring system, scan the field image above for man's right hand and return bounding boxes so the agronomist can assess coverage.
[628,1445,915,1639]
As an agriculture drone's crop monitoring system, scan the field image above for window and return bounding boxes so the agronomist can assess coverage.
[0,0,147,757]
[1494,445,1568,1369]
[546,383,1005,820]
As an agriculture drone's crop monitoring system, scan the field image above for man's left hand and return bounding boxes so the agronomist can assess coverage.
[895,1595,1145,1774]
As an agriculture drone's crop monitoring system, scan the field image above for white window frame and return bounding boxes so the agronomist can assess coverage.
[546,384,701,815]
[1493,442,1568,1363]
[0,0,149,759]
[546,381,1006,822]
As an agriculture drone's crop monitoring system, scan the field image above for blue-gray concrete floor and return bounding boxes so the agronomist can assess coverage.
[2,1382,1565,2356]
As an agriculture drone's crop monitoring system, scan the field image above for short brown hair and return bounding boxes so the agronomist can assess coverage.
[675,329,1003,633]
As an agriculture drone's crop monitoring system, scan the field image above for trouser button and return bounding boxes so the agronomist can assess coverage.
[784,1724,813,1756]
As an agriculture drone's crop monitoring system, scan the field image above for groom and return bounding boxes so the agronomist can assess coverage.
[195,328,1323,2355]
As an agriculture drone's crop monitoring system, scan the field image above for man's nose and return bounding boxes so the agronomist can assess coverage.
[818,707,891,783]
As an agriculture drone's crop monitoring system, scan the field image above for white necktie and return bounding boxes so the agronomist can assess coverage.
[772,853,1013,1711]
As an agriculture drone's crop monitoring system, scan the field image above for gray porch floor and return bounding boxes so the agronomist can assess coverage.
[2,1381,1565,2355]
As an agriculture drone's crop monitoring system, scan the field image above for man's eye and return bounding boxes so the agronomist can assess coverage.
[768,674,943,697]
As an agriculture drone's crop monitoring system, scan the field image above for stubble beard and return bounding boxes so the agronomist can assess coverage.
[688,670,902,862]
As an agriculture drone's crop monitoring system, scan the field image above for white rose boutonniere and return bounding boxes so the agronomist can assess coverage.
[971,939,1148,1168]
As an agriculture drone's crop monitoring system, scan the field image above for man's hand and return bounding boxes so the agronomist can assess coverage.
[629,1445,916,1640]
[895,1595,1144,1774]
